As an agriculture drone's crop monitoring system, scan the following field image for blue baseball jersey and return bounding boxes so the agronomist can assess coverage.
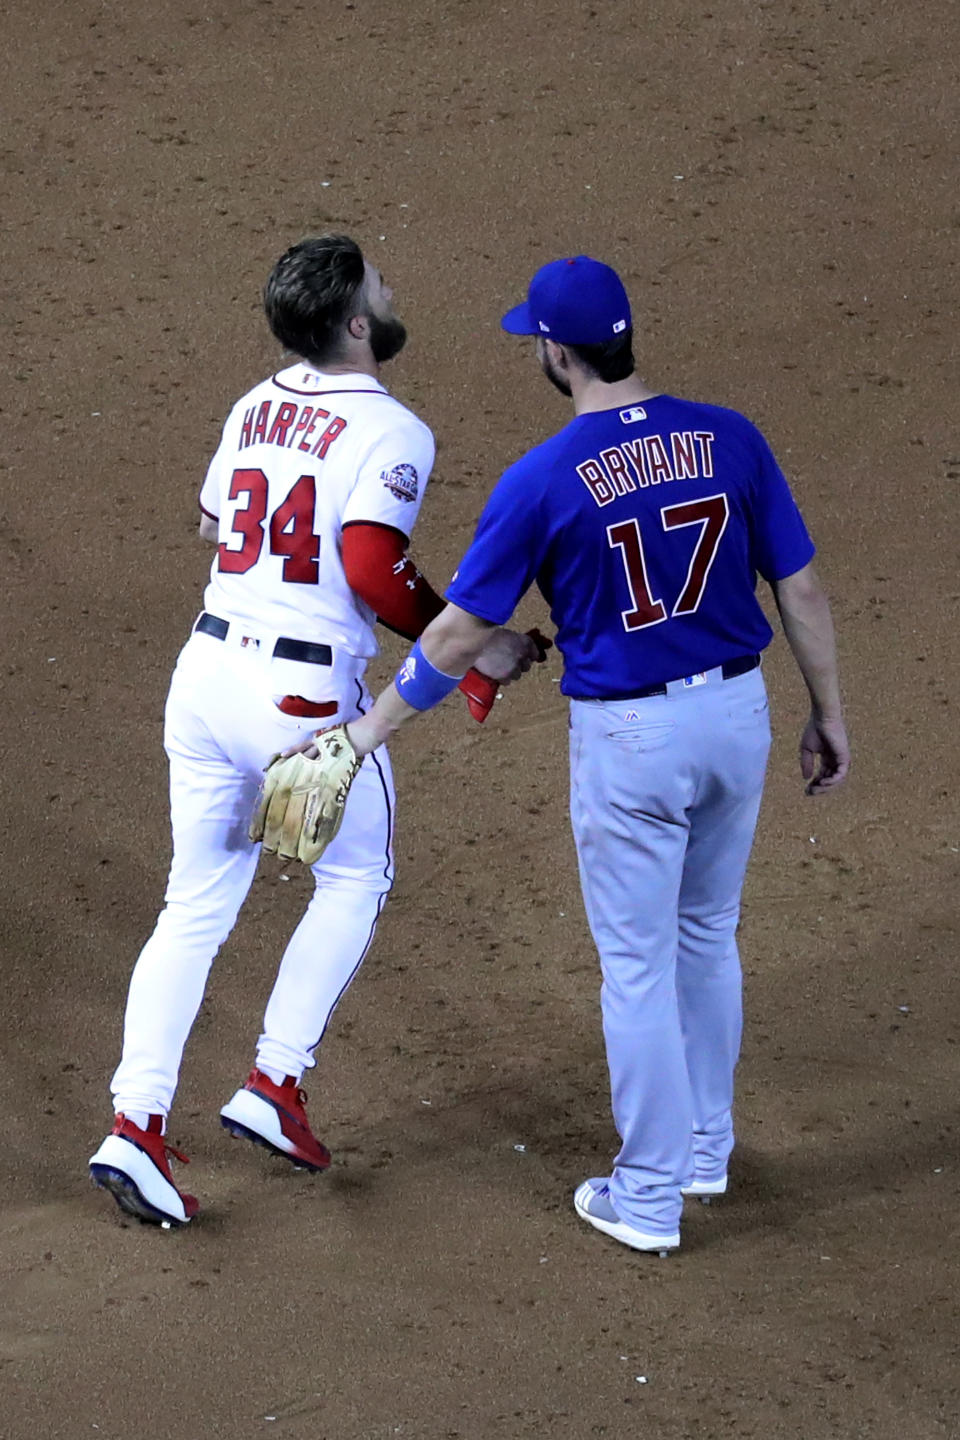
[445,396,815,698]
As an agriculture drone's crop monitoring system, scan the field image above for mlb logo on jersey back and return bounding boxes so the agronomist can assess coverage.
[296,368,325,390]
[619,406,646,424]
[381,463,419,502]
[682,672,708,688]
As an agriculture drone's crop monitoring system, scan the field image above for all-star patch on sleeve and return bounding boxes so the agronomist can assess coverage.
[343,406,435,540]
[380,462,420,503]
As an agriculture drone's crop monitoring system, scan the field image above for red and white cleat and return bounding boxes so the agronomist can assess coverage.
[220,1069,331,1173]
[89,1114,199,1227]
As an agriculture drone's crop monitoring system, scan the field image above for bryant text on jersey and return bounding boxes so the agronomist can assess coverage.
[577,429,716,507]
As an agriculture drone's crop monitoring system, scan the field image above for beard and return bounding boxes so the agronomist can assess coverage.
[367,310,407,363]
[540,348,572,396]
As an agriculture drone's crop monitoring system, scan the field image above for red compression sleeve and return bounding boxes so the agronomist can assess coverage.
[342,522,446,639]
[342,522,501,722]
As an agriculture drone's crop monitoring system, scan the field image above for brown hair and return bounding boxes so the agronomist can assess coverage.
[263,234,366,365]
[566,331,635,383]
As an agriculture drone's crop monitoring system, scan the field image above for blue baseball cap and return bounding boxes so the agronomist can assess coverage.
[501,256,631,344]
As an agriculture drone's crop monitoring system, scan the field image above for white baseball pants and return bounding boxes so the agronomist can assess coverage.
[569,665,771,1238]
[110,624,395,1120]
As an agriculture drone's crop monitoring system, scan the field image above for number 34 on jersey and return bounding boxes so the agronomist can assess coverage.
[218,469,321,584]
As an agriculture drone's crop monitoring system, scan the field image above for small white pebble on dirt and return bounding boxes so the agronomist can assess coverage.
[420,1099,431,1105]
[161,1221,171,1230]
[934,1167,943,1174]
[47,657,56,663]
[379,234,386,240]
[636,1376,647,1384]
[673,174,685,179]
[279,874,290,882]
[809,836,816,843]
[820,1255,831,1261]
[91,411,101,416]
[321,181,331,187]
[898,1005,910,1013]
[514,1144,526,1152]
[539,1256,548,1264]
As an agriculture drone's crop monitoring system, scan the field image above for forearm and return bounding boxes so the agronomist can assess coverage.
[348,682,418,754]
[773,567,843,719]
[341,522,446,639]
[419,605,496,675]
[348,605,496,755]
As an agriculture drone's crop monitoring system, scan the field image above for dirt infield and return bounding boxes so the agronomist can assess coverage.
[2,2,958,1436]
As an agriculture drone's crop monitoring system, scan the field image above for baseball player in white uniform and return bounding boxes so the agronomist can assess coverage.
[89,235,533,1227]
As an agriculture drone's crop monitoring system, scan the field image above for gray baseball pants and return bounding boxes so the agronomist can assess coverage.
[569,664,771,1238]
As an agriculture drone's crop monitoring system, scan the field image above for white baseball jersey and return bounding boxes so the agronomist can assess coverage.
[199,363,435,657]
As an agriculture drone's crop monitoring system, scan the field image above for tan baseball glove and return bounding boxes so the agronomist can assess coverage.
[249,725,363,865]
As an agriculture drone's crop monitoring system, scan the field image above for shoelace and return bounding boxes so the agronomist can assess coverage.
[116,1114,190,1166]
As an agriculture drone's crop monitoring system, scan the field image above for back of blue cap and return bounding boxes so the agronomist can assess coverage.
[501,256,631,344]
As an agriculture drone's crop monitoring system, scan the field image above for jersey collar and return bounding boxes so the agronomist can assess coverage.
[274,363,388,397]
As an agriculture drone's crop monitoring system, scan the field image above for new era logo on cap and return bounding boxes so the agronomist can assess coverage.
[501,256,632,345]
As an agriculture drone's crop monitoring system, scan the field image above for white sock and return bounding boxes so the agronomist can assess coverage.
[120,1109,156,1133]
[257,1064,288,1086]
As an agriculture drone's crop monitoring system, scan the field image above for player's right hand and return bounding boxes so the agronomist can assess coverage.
[463,627,553,722]
[475,627,552,684]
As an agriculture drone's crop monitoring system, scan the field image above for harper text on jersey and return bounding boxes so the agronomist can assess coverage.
[577,430,716,508]
[238,400,348,458]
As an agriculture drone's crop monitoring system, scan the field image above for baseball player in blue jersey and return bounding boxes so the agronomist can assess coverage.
[292,256,850,1254]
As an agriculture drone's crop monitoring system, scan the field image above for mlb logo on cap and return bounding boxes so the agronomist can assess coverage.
[501,256,632,345]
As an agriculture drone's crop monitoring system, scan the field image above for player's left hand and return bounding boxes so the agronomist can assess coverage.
[249,725,363,863]
[800,712,850,795]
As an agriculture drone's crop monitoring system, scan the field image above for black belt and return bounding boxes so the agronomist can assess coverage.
[195,612,332,666]
[591,653,761,703]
